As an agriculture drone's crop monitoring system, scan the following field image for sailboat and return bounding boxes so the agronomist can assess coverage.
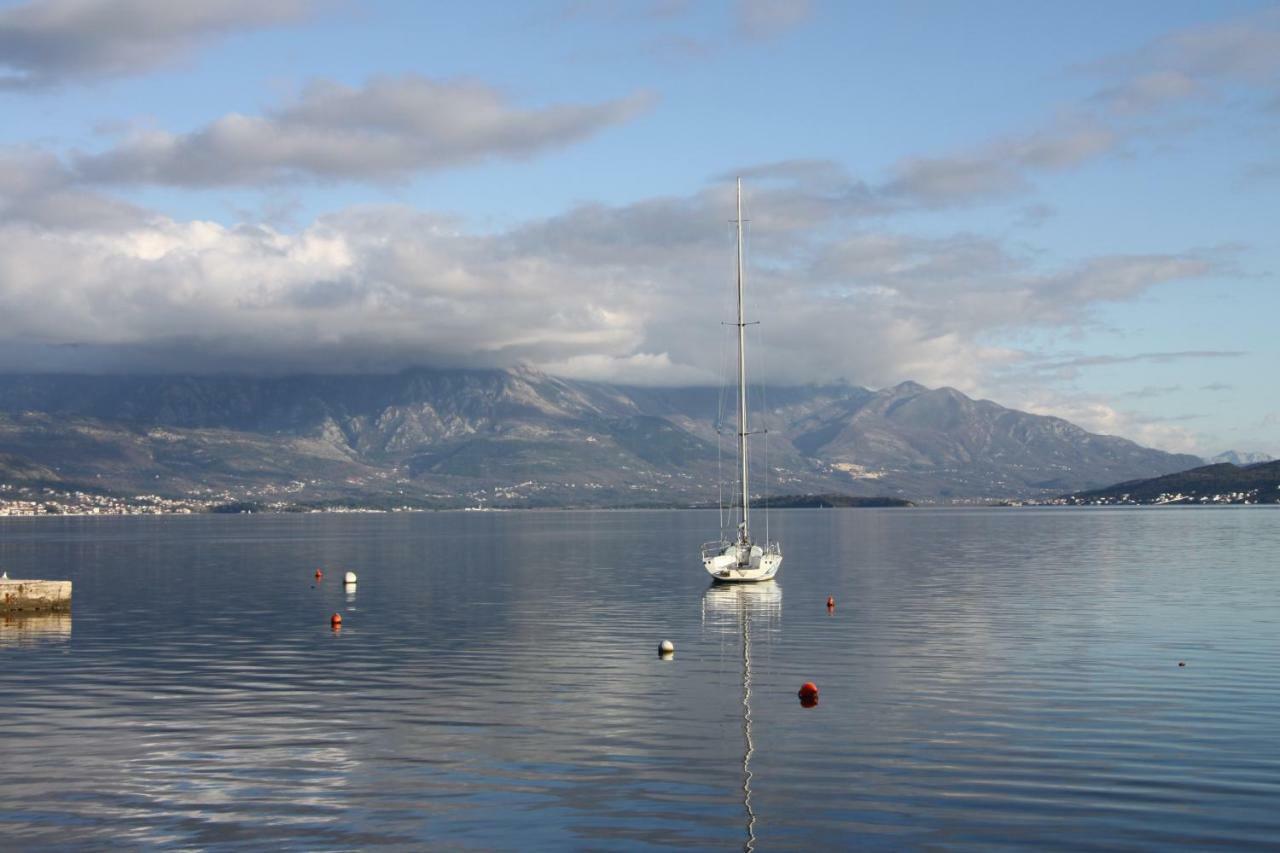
[701,178,783,583]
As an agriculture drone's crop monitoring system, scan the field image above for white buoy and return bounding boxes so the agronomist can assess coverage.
[658,639,675,656]
[344,571,358,584]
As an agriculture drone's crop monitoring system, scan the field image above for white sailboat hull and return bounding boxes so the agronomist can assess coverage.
[702,542,782,583]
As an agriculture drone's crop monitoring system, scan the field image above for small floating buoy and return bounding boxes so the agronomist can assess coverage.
[1178,661,1186,667]
[330,612,342,628]
[344,571,358,584]
[826,595,835,609]
[798,681,819,701]
[315,570,323,580]
[659,639,675,656]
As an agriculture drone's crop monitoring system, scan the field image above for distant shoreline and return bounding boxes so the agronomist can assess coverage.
[0,487,917,516]
[8,503,1274,520]
[0,502,918,517]
[7,492,1276,518]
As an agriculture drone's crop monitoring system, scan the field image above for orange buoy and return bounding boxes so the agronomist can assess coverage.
[330,612,342,628]
[826,596,835,608]
[315,569,323,580]
[798,681,819,701]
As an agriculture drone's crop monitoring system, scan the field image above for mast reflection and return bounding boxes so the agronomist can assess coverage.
[702,582,782,852]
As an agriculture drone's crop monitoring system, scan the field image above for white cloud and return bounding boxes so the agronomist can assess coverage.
[867,9,1280,208]
[0,146,144,228]
[75,75,655,185]
[535,352,714,385]
[0,166,1220,389]
[1094,70,1201,115]
[1131,7,1280,82]
[1019,394,1207,455]
[736,0,811,39]
[886,124,1118,205]
[0,204,655,373]
[1029,350,1245,372]
[1088,7,1280,111]
[0,0,311,88]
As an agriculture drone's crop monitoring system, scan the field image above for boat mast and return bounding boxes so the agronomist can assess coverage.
[735,177,750,543]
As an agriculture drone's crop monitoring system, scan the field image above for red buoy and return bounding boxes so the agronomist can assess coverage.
[330,612,342,628]
[798,681,819,701]
[315,570,323,580]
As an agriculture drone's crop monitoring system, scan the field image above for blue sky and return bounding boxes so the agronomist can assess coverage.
[0,0,1277,457]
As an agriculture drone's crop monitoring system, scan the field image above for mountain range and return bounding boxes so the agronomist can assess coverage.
[1062,460,1280,505]
[0,368,1203,507]
[1206,450,1274,466]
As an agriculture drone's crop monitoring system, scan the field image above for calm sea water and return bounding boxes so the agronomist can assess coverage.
[2,508,1279,850]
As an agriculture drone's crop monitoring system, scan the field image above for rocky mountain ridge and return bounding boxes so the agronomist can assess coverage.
[1206,450,1274,466]
[0,368,1203,506]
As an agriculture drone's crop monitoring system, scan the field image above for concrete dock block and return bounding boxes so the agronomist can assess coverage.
[0,579,72,613]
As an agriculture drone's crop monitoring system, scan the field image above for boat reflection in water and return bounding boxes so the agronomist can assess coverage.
[0,611,72,648]
[702,581,782,852]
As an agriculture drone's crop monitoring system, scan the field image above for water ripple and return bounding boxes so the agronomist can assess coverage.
[2,509,1279,848]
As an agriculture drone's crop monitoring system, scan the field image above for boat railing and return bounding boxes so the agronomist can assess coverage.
[701,540,731,560]
[702,539,782,560]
